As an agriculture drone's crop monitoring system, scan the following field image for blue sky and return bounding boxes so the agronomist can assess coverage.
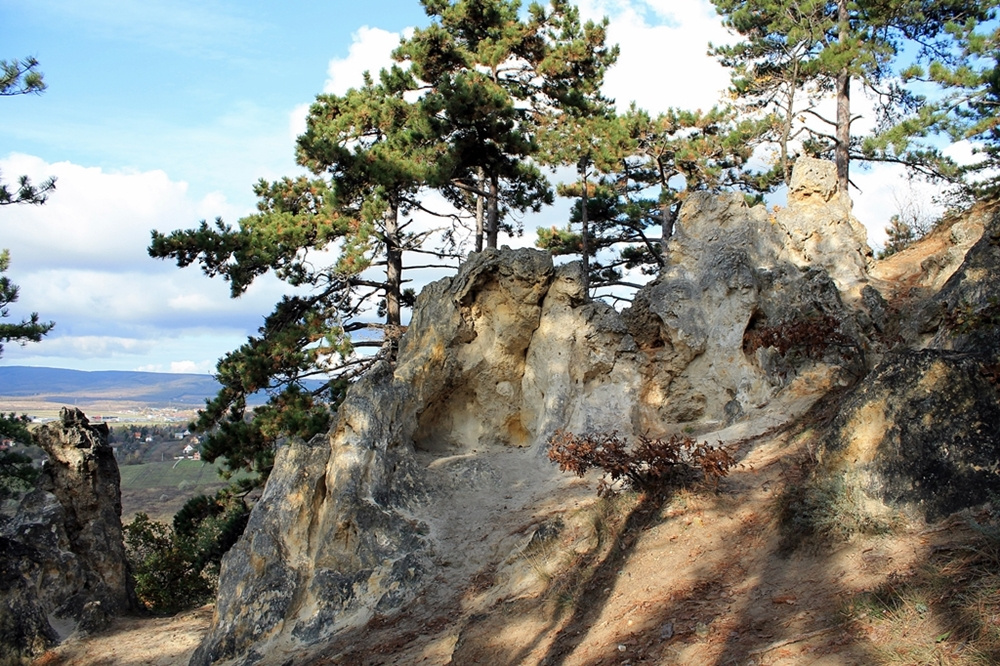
[0,0,938,376]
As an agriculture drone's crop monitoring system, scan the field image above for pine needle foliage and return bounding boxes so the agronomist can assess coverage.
[711,0,996,190]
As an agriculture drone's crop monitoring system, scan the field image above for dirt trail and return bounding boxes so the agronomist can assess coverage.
[33,605,212,666]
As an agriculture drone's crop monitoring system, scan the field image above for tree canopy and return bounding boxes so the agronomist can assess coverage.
[150,65,449,485]
[900,13,1000,197]
[711,0,997,190]
[537,105,780,296]
[394,0,618,250]
[1,56,55,205]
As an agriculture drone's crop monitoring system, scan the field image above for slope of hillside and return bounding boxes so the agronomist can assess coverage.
[36,393,1000,665]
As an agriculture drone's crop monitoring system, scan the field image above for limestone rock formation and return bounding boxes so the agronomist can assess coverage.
[820,205,1000,519]
[0,407,137,662]
[625,163,877,432]
[779,156,872,295]
[194,159,883,665]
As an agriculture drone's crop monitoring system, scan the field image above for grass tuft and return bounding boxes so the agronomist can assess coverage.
[776,474,903,554]
[843,507,1000,665]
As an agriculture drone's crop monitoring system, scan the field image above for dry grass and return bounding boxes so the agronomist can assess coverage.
[843,509,1000,665]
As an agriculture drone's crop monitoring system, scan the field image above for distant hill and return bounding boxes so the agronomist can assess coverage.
[0,366,225,406]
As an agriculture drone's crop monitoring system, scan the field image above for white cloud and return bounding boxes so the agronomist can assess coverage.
[167,360,214,374]
[289,102,312,143]
[167,292,219,312]
[0,154,292,372]
[1,154,203,271]
[10,335,154,360]
[578,0,733,113]
[323,26,403,95]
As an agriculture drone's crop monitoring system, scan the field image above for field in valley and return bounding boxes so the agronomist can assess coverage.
[119,459,237,523]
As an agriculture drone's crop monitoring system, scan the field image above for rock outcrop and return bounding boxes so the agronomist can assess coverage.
[193,159,883,665]
[0,407,137,662]
[820,204,1000,519]
[626,158,877,432]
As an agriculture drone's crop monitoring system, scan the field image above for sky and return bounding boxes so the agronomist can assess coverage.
[0,0,947,375]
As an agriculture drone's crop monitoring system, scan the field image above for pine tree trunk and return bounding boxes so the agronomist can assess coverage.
[384,203,402,330]
[835,0,851,193]
[658,159,674,261]
[660,202,674,260]
[486,173,499,249]
[475,168,484,253]
[781,60,800,185]
[580,166,590,298]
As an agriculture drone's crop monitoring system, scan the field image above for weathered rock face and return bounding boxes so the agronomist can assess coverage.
[778,156,872,295]
[0,407,137,662]
[0,536,60,663]
[821,350,1000,521]
[194,249,649,665]
[820,206,1000,519]
[624,160,877,432]
[193,159,883,665]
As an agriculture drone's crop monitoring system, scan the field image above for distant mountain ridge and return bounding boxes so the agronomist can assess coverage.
[0,366,225,406]
[1,366,329,408]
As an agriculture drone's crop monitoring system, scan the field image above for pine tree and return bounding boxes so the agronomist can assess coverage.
[1,57,55,205]
[903,13,1000,197]
[712,0,994,191]
[0,250,53,357]
[395,0,618,249]
[628,106,780,253]
[536,82,623,296]
[149,69,444,485]
[0,55,55,363]
[537,105,778,295]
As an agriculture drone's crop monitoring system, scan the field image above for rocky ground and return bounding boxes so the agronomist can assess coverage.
[33,387,1000,665]
[32,605,213,666]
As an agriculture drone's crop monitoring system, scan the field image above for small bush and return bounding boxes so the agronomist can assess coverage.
[743,313,856,360]
[547,430,737,497]
[776,475,901,554]
[124,513,215,614]
[124,491,249,614]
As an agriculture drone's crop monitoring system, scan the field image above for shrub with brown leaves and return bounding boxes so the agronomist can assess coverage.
[743,313,856,359]
[547,430,737,497]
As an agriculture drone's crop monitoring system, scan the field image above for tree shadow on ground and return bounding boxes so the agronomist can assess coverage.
[533,490,671,666]
[312,391,1000,666]
[439,488,672,666]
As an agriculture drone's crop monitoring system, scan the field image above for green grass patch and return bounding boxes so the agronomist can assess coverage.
[119,459,234,490]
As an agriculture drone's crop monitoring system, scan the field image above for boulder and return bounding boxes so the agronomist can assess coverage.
[0,407,137,661]
[821,350,1000,521]
[819,207,1000,519]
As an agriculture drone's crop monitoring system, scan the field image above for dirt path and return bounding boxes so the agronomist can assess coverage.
[33,605,213,666]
